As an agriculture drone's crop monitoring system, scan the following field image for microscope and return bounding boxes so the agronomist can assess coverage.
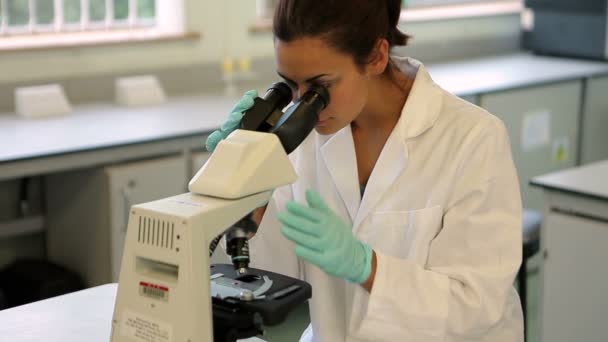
[110,82,329,342]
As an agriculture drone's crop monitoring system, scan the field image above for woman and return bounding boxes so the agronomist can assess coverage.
[206,0,523,341]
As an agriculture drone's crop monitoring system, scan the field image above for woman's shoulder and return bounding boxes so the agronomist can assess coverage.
[436,90,508,142]
[395,58,507,144]
[415,88,512,176]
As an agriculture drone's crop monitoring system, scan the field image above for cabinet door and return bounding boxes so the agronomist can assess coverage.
[541,211,608,342]
[191,151,212,179]
[480,81,581,211]
[460,95,479,106]
[106,156,187,281]
[581,76,608,164]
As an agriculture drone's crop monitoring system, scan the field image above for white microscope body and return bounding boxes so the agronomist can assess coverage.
[110,130,297,342]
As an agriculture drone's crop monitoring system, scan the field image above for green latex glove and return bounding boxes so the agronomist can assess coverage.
[278,190,373,284]
[205,89,258,152]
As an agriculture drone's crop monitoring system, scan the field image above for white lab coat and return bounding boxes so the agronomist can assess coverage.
[249,57,524,342]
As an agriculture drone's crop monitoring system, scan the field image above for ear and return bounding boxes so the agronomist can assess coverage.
[364,38,390,77]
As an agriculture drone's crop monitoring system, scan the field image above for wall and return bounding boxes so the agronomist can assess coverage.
[0,1,523,268]
[0,1,521,86]
[0,1,270,84]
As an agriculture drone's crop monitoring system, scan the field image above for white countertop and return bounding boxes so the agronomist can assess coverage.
[530,160,608,200]
[428,53,608,96]
[0,283,265,342]
[0,284,117,342]
[0,94,238,163]
[2,52,607,165]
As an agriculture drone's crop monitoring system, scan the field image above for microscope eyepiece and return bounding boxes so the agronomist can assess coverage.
[264,82,292,109]
[226,82,330,274]
[301,84,329,108]
[240,81,330,154]
[240,82,292,134]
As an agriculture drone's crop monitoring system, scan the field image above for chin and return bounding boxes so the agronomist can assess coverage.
[314,124,342,135]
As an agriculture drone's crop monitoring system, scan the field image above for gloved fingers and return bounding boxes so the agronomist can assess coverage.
[229,109,245,121]
[278,211,322,237]
[285,201,323,223]
[206,89,258,153]
[229,90,258,113]
[244,89,258,98]
[294,245,326,267]
[305,190,330,211]
[220,113,243,131]
[281,225,321,251]
[205,130,224,151]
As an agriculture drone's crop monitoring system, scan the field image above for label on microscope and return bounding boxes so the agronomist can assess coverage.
[139,281,169,302]
[120,309,172,342]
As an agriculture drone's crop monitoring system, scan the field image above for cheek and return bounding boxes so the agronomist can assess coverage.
[322,82,366,122]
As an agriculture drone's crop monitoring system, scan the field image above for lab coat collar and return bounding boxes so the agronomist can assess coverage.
[319,126,362,223]
[393,56,444,140]
[320,58,444,228]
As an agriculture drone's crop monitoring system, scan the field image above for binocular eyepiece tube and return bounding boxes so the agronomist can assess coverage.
[240,81,330,154]
[225,82,330,274]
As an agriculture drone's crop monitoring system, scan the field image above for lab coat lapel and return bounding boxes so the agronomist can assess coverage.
[320,125,361,223]
[352,58,443,231]
[353,130,408,230]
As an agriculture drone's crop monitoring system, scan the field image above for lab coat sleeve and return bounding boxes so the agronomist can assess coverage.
[353,117,523,340]
[248,184,303,280]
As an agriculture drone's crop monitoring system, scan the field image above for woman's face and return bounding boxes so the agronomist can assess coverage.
[275,37,370,135]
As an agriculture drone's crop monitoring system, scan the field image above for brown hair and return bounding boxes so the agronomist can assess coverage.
[273,0,411,73]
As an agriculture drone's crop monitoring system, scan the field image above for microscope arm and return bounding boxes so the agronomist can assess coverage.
[189,129,297,273]
[111,129,308,342]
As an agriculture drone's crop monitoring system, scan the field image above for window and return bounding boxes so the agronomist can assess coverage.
[254,0,522,22]
[402,0,522,22]
[0,0,187,50]
[255,0,276,20]
[0,0,156,35]
[406,0,497,8]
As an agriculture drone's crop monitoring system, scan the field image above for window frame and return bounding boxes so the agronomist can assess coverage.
[252,0,523,30]
[0,0,189,52]
[401,0,522,22]
[406,0,503,8]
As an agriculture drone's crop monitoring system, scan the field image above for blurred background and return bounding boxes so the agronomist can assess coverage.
[0,1,607,341]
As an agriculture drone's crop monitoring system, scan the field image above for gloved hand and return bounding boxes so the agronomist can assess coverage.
[205,89,258,152]
[278,189,373,284]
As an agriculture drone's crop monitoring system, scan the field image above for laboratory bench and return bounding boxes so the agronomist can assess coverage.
[530,160,608,342]
[0,51,607,286]
[2,53,608,182]
[0,283,265,342]
[0,93,238,181]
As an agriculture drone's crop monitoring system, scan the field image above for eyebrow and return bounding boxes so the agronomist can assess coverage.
[277,72,329,84]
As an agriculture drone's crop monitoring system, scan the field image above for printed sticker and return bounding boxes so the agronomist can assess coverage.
[139,281,169,302]
[120,309,172,342]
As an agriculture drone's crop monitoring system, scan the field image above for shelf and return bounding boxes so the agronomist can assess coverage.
[0,215,45,239]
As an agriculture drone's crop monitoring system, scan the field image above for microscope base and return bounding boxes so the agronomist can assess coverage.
[211,264,312,341]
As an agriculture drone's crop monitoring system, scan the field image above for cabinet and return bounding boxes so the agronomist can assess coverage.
[459,95,478,105]
[191,151,212,178]
[531,161,608,342]
[45,155,187,286]
[480,81,582,211]
[540,211,608,342]
[581,76,608,164]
